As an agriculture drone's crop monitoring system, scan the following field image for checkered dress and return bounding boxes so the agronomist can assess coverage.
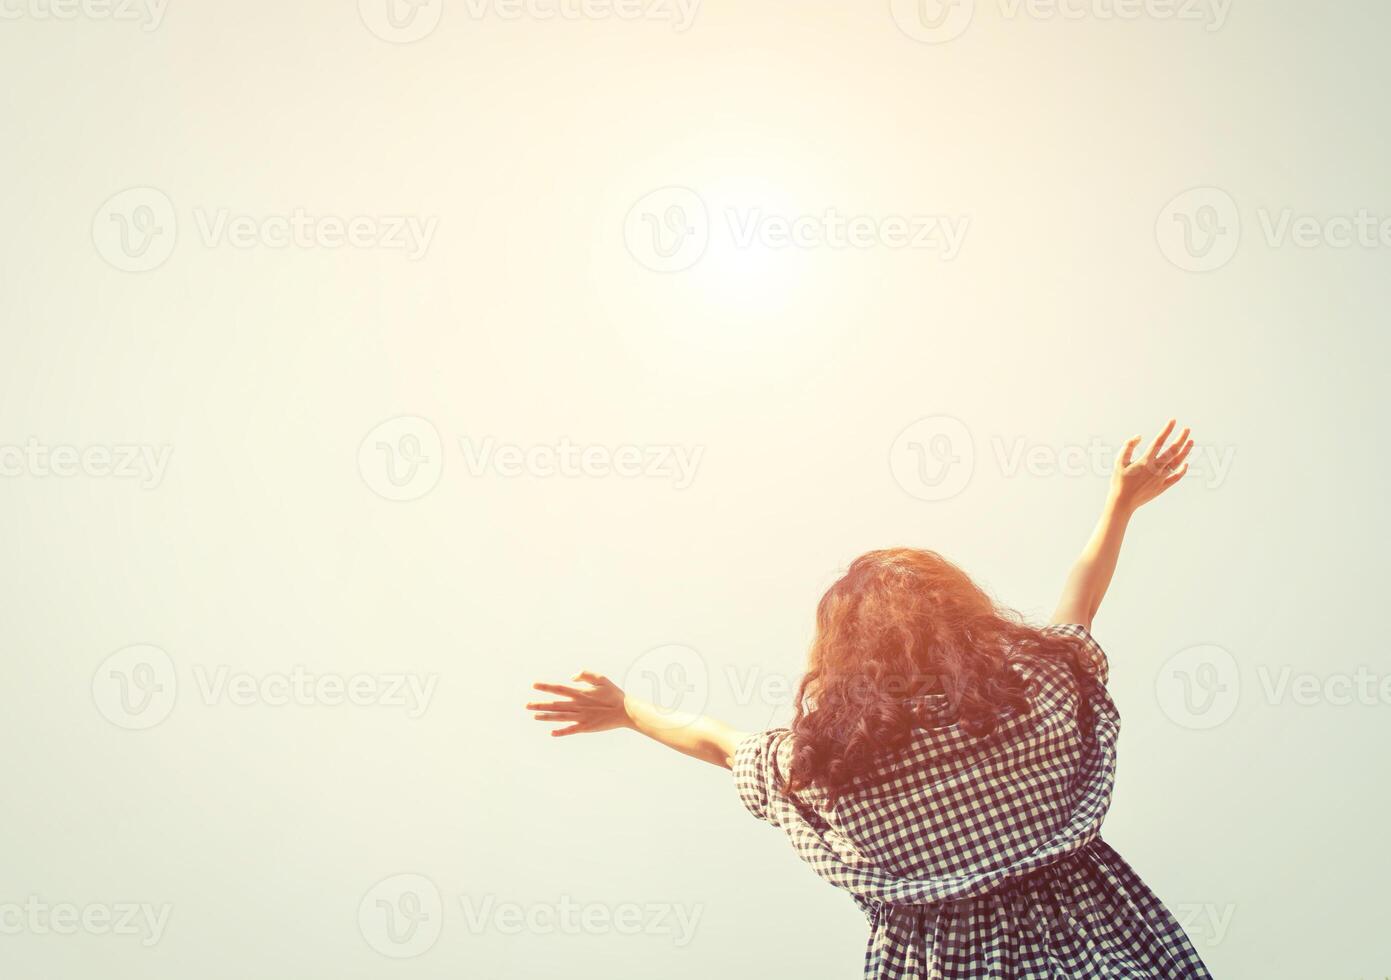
[733,625,1213,979]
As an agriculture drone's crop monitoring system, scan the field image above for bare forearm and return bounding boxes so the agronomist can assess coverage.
[1051,420,1194,630]
[623,696,749,769]
[1053,491,1134,628]
[529,671,750,769]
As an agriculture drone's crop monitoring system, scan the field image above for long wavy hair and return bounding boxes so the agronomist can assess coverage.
[784,548,1104,803]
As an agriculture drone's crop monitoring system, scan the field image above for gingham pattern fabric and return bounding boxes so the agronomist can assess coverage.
[733,624,1213,979]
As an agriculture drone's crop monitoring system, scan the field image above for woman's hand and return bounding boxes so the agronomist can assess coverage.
[527,671,631,737]
[1110,418,1194,513]
[528,670,749,768]
[1052,418,1196,629]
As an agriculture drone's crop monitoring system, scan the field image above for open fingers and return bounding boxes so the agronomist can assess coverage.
[1161,437,1194,472]
[1119,435,1143,468]
[525,700,579,712]
[1157,425,1190,464]
[532,682,585,698]
[1160,463,1189,488]
[1143,419,1177,462]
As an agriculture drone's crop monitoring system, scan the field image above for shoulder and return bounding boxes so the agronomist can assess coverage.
[733,728,795,780]
[1042,622,1110,685]
[731,729,797,824]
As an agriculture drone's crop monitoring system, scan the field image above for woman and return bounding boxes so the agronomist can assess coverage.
[527,419,1212,978]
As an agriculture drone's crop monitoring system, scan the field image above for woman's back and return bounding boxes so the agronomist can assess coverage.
[734,626,1210,979]
[809,625,1109,883]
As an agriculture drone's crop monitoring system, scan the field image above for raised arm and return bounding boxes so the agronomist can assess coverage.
[527,671,750,769]
[1051,419,1194,630]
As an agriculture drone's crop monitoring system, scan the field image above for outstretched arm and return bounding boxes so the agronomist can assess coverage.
[527,671,749,769]
[1052,419,1194,630]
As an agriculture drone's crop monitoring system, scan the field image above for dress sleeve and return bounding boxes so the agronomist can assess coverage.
[732,728,795,827]
[1043,623,1110,686]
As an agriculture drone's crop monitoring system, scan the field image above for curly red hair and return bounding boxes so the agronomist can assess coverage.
[785,548,1104,803]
